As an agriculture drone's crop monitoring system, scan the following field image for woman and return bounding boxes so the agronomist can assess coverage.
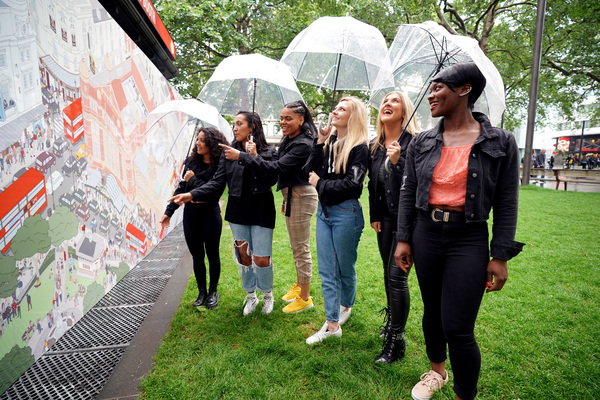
[169,112,278,316]
[394,62,524,400]
[304,96,369,344]
[368,91,420,363]
[160,127,228,309]
[223,101,318,314]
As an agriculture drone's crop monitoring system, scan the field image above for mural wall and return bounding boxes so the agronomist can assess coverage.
[0,0,187,391]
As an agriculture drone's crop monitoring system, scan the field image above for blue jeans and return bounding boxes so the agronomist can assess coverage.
[316,199,364,322]
[229,223,274,293]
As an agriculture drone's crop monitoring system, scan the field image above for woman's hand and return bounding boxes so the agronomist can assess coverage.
[183,170,195,182]
[371,221,381,232]
[387,142,401,165]
[486,258,508,292]
[317,124,332,144]
[308,171,320,187]
[394,241,412,273]
[246,140,257,156]
[168,193,193,205]
[219,144,241,160]
[159,215,170,228]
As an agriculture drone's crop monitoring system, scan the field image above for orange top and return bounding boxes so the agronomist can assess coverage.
[429,145,471,206]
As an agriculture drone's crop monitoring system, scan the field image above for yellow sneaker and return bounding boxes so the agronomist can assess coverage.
[281,283,301,303]
[282,295,314,314]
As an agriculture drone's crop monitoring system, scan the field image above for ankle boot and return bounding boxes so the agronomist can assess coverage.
[206,286,219,309]
[378,307,391,338]
[374,331,406,364]
[193,287,207,307]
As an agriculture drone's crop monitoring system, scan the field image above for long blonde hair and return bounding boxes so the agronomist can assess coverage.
[371,91,420,155]
[324,96,369,174]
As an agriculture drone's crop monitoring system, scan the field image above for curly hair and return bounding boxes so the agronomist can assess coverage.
[189,126,228,169]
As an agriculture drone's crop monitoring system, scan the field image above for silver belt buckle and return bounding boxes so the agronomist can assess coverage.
[431,208,449,222]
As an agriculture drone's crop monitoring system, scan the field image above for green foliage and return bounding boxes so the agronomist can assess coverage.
[83,281,105,313]
[157,0,599,131]
[48,206,79,247]
[114,261,131,281]
[139,186,600,399]
[10,214,50,260]
[0,254,18,298]
[0,345,34,394]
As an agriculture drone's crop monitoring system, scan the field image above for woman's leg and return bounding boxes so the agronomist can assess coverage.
[201,205,222,291]
[315,206,339,324]
[377,213,396,311]
[183,206,207,304]
[229,223,255,292]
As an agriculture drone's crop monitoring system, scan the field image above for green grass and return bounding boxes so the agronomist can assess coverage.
[139,185,600,400]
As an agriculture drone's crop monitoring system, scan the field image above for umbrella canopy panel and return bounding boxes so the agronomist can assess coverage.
[199,54,303,119]
[281,16,389,91]
[370,21,505,129]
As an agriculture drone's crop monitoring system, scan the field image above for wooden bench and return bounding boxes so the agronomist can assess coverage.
[521,168,600,190]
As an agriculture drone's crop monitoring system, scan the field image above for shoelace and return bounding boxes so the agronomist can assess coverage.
[420,371,445,389]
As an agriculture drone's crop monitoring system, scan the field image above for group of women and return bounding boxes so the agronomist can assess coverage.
[163,62,523,400]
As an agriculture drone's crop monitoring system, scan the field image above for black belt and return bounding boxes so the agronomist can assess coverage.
[426,207,465,223]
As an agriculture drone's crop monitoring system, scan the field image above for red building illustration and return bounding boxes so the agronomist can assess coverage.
[63,97,84,143]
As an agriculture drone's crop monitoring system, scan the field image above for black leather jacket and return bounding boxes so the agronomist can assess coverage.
[396,113,524,261]
[164,157,217,217]
[367,131,413,223]
[304,136,368,207]
[190,143,278,202]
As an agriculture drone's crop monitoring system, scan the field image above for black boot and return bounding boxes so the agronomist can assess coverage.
[206,286,219,309]
[378,307,391,338]
[193,287,207,307]
[374,331,406,364]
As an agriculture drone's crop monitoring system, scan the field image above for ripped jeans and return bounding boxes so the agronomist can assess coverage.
[229,223,274,293]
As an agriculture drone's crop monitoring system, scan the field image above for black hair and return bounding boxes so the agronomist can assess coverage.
[189,126,228,169]
[431,62,486,109]
[278,100,317,152]
[234,111,272,152]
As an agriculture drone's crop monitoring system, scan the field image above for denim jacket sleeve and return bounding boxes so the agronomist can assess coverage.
[315,143,368,205]
[396,138,419,242]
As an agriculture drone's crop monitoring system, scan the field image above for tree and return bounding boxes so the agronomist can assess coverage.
[0,345,34,393]
[10,214,51,280]
[0,254,18,299]
[48,206,78,247]
[83,281,105,313]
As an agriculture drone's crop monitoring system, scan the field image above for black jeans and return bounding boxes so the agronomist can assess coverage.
[183,203,222,293]
[412,211,489,400]
[376,211,410,333]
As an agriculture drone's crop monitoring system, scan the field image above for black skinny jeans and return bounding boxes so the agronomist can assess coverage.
[182,203,222,293]
[376,210,410,333]
[412,211,489,400]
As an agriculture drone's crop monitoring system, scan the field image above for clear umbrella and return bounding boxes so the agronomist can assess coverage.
[370,21,506,130]
[198,54,303,120]
[281,16,390,111]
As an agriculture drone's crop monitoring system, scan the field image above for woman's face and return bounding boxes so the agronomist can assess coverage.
[280,108,303,137]
[196,131,209,156]
[233,114,252,142]
[380,93,404,125]
[427,82,465,118]
[331,100,352,129]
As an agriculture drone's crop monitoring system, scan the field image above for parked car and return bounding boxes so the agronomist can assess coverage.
[74,189,87,204]
[75,144,86,160]
[114,230,124,245]
[75,204,90,221]
[99,209,110,222]
[88,200,99,213]
[34,152,56,174]
[99,220,110,234]
[59,193,76,210]
[53,138,69,157]
[46,170,64,194]
[62,155,77,176]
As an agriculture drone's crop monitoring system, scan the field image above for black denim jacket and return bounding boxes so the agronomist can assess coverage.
[190,144,278,202]
[367,131,413,223]
[396,113,524,261]
[164,157,216,218]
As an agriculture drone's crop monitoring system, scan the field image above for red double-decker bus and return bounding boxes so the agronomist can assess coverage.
[0,168,48,253]
[125,222,147,255]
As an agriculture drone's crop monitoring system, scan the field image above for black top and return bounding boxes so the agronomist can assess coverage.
[164,157,217,218]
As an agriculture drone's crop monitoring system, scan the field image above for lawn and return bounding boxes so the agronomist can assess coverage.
[139,185,600,400]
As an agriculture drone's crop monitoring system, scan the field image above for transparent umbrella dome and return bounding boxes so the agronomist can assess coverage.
[198,54,303,119]
[281,16,390,91]
[370,21,506,129]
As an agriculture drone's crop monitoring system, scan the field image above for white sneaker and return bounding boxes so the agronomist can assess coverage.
[243,292,259,316]
[339,306,352,325]
[411,369,449,400]
[261,291,274,315]
[306,322,342,344]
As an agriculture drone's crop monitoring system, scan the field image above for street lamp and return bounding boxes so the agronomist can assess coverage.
[579,119,588,168]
